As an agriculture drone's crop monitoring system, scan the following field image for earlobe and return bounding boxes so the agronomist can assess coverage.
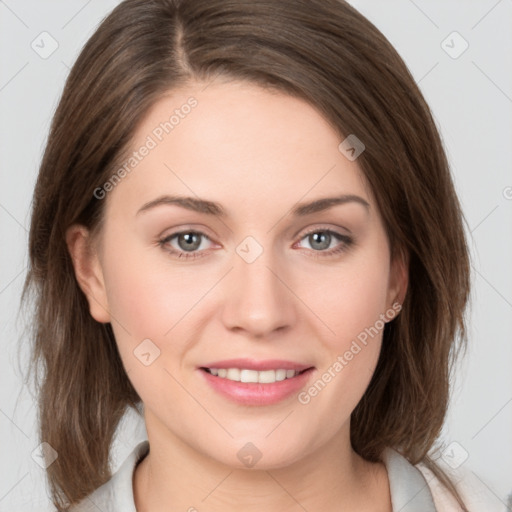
[65,225,111,323]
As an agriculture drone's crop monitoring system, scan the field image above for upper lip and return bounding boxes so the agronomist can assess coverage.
[200,358,314,372]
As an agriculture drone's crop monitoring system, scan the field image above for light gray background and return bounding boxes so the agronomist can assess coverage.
[1,1,511,510]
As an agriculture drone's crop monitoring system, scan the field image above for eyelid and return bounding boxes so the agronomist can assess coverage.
[297,223,351,237]
[158,224,354,260]
[157,223,218,240]
[294,222,352,239]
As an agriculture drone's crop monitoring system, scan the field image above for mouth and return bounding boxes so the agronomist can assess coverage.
[198,359,316,405]
[200,367,311,383]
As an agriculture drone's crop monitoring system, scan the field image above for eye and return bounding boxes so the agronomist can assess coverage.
[158,227,354,261]
[295,228,354,258]
[158,230,214,260]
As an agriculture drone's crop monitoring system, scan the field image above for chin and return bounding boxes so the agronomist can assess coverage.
[206,435,312,471]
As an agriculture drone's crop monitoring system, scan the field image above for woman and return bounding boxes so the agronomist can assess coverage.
[24,0,473,510]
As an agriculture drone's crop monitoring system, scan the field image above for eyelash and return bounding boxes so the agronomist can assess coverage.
[158,228,354,261]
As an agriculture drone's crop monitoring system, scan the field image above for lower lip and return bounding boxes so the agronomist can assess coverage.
[199,368,315,406]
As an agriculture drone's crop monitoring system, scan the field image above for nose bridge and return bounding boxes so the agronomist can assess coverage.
[220,235,296,337]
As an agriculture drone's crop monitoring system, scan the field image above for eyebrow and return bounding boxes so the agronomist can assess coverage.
[136,194,370,217]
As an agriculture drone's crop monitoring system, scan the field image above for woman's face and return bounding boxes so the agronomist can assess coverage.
[72,80,406,469]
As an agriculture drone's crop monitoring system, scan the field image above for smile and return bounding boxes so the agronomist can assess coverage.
[198,359,315,405]
[203,367,304,383]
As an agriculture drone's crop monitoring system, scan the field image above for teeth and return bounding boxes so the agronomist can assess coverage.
[241,369,259,383]
[258,370,275,383]
[275,369,287,381]
[207,368,302,383]
[226,368,241,381]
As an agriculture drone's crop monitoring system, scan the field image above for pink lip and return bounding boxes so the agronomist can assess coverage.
[200,358,312,372]
[198,359,316,406]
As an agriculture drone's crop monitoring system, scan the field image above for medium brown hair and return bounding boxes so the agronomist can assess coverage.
[23,0,471,509]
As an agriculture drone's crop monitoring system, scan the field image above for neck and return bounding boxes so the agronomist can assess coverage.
[133,410,391,512]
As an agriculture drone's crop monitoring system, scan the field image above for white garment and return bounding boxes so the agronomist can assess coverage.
[70,440,491,511]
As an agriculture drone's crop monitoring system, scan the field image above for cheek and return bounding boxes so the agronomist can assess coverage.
[99,235,212,391]
[306,249,391,353]
[295,244,390,412]
[101,231,208,340]
[100,246,202,407]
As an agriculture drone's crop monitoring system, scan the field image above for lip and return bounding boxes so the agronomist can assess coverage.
[198,359,315,406]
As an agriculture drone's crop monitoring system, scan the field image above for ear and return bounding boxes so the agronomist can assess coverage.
[65,224,111,323]
[386,246,409,316]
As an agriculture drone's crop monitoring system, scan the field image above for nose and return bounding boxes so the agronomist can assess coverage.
[220,242,297,339]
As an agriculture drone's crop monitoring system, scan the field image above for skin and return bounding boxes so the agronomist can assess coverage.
[67,79,408,512]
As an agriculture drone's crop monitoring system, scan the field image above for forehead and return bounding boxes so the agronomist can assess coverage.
[106,80,372,219]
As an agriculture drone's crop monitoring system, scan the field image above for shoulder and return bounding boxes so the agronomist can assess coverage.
[415,458,503,512]
[70,440,149,512]
[382,447,502,512]
[382,447,439,511]
[415,461,466,512]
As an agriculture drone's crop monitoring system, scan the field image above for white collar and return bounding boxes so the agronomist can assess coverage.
[73,440,437,511]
